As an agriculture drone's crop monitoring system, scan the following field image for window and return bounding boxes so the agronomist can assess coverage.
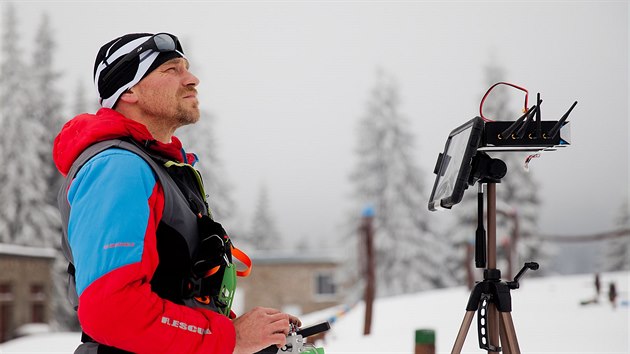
[314,272,337,298]
[30,284,46,323]
[0,283,13,343]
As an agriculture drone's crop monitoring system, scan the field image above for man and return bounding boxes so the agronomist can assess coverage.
[53,32,298,354]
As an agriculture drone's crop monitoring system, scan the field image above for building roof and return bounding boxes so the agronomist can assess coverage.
[0,243,57,259]
[248,250,341,265]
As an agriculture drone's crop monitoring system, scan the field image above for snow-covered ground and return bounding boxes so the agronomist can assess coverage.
[309,271,629,353]
[1,271,628,353]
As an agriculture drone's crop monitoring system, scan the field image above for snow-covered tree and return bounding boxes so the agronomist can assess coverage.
[28,13,64,242]
[31,14,64,135]
[32,12,78,331]
[246,184,281,251]
[348,69,451,296]
[70,80,96,117]
[0,4,59,247]
[0,3,24,243]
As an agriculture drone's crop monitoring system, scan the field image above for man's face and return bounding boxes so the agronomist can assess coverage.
[132,57,201,128]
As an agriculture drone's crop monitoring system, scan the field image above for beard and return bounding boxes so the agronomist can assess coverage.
[174,87,200,127]
[140,87,200,129]
[174,99,200,127]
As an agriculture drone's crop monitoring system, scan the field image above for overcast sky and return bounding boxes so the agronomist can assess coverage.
[7,1,628,250]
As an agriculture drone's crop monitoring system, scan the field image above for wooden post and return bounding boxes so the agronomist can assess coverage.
[496,208,519,280]
[361,206,375,336]
[511,211,519,280]
[415,329,436,354]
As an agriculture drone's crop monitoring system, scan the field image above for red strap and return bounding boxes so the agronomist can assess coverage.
[231,245,252,277]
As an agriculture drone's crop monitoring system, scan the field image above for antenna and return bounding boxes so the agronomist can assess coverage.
[548,101,577,138]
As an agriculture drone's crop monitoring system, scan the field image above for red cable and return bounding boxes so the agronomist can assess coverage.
[479,82,529,122]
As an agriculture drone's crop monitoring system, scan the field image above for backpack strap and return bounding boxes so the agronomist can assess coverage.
[231,245,252,277]
[58,140,134,309]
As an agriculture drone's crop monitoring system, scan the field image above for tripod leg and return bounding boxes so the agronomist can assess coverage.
[499,312,521,354]
[451,311,475,354]
[488,304,500,352]
[499,317,512,354]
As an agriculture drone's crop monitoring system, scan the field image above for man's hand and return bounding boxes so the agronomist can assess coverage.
[232,307,302,354]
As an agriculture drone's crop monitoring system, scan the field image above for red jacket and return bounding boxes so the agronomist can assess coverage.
[53,108,236,353]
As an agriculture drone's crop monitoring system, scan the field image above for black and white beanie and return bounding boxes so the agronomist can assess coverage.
[93,33,185,109]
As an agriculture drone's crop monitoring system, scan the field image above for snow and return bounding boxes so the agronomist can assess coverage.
[0,243,57,259]
[1,272,627,353]
[309,271,630,354]
[12,324,52,338]
[0,332,80,353]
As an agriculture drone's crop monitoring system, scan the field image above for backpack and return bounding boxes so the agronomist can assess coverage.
[58,139,250,317]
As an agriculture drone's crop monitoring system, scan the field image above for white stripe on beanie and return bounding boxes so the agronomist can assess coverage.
[94,35,187,109]
[100,51,160,109]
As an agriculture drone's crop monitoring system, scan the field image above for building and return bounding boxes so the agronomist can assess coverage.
[236,251,341,316]
[0,243,56,343]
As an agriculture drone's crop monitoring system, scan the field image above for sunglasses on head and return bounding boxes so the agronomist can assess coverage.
[102,33,180,83]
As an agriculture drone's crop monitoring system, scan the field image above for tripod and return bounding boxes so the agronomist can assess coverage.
[451,177,538,353]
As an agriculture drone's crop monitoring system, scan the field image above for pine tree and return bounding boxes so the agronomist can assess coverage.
[72,81,87,115]
[0,3,21,242]
[247,184,281,251]
[31,14,64,134]
[28,13,64,246]
[0,3,49,246]
[349,69,450,296]
[31,12,78,330]
[442,190,478,287]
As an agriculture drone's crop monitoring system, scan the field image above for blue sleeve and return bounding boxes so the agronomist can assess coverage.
[67,148,157,296]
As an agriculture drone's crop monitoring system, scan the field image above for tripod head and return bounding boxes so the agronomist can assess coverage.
[468,152,507,186]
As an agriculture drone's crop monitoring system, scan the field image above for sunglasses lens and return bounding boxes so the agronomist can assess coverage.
[153,33,177,52]
[101,33,179,84]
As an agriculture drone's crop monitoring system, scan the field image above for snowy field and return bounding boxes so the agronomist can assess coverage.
[1,271,628,353]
